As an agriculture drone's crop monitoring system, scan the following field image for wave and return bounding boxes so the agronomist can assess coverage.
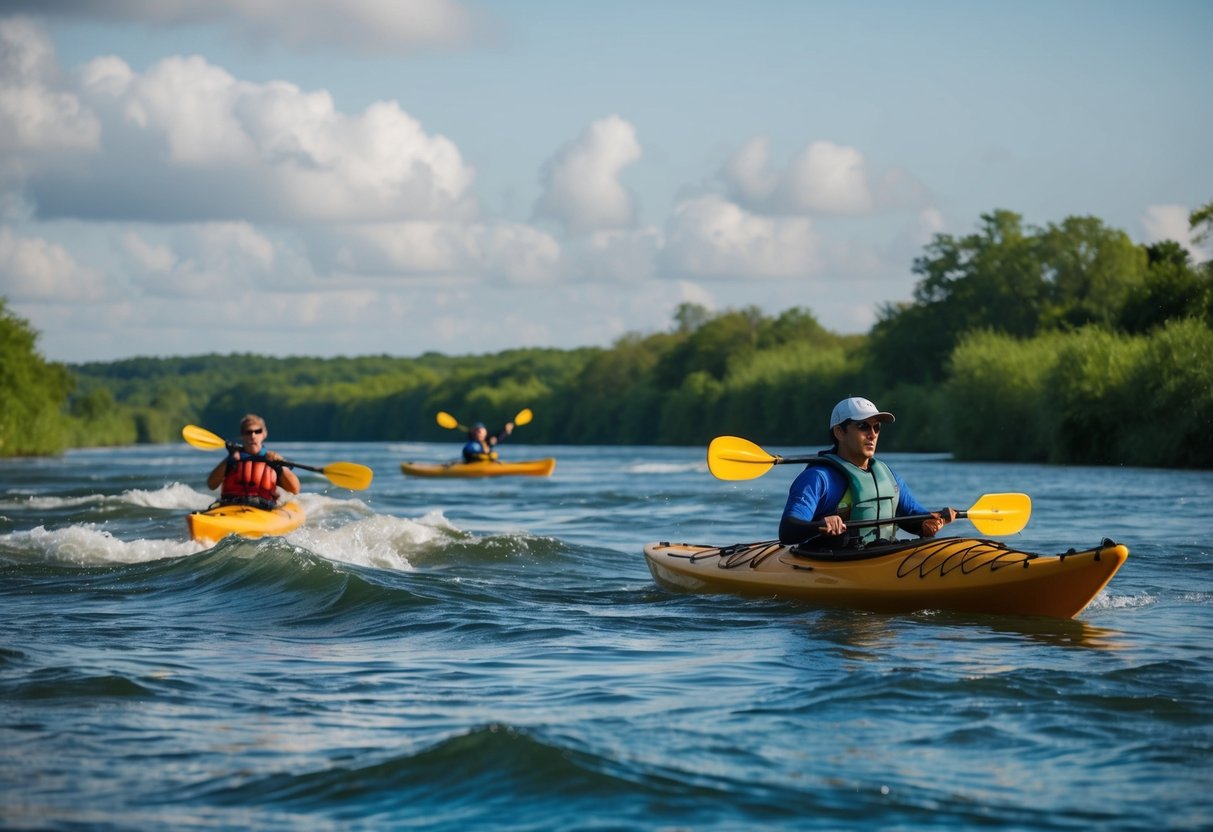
[0,482,206,513]
[624,461,706,474]
[181,722,758,827]
[0,504,470,570]
[0,523,206,565]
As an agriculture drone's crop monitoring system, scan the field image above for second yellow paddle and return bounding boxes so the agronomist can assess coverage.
[437,408,533,431]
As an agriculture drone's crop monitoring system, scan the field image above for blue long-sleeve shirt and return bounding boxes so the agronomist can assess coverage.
[779,461,932,545]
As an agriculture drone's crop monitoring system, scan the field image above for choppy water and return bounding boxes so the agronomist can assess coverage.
[1,441,1211,830]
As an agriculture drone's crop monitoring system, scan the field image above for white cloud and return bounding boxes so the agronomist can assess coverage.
[8,50,479,224]
[120,222,306,298]
[120,230,176,273]
[0,225,106,302]
[0,18,100,155]
[660,194,822,278]
[476,222,562,284]
[719,135,780,206]
[782,141,874,215]
[333,222,478,275]
[563,227,662,282]
[719,136,928,218]
[319,219,562,284]
[534,115,642,236]
[5,0,482,52]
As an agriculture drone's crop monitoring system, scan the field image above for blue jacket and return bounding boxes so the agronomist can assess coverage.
[779,458,932,546]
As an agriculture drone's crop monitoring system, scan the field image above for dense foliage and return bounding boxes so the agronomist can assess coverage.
[3,202,1211,468]
[0,299,74,455]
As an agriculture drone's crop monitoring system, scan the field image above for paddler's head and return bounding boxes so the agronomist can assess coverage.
[829,397,894,468]
[468,422,487,441]
[239,414,268,453]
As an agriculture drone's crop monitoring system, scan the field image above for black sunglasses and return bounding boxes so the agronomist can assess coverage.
[849,421,881,435]
[241,427,264,436]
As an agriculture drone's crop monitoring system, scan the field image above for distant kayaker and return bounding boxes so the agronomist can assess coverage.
[779,397,957,547]
[462,420,514,463]
[206,414,301,508]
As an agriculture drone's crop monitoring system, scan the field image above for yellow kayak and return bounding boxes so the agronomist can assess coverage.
[399,458,556,478]
[187,501,306,543]
[643,536,1128,619]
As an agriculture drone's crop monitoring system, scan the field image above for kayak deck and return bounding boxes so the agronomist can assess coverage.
[643,536,1128,619]
[400,458,556,478]
[187,500,306,543]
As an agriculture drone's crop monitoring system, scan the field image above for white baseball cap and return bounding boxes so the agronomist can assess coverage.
[830,397,895,429]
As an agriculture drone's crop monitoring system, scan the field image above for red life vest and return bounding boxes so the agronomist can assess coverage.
[220,457,280,506]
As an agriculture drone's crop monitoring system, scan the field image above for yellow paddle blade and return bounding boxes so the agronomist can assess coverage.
[963,492,1032,536]
[182,424,227,451]
[321,462,374,491]
[436,412,462,430]
[707,435,782,480]
[514,408,533,426]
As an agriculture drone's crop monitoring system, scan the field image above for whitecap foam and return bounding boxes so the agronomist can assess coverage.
[0,482,210,512]
[123,482,211,510]
[625,462,706,475]
[290,509,463,572]
[1088,590,1155,611]
[3,524,205,565]
[295,491,376,520]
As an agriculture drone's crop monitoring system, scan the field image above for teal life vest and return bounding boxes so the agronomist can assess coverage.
[819,452,899,545]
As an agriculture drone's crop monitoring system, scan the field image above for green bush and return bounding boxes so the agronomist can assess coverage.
[1124,319,1213,467]
[944,330,1061,461]
[1044,328,1147,464]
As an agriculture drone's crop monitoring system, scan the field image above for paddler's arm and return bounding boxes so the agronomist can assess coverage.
[779,514,847,545]
[266,451,301,494]
[895,476,956,536]
[206,451,236,490]
[892,472,928,536]
[779,467,845,545]
[489,422,515,446]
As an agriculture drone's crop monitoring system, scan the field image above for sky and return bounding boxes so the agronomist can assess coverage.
[1,0,1210,364]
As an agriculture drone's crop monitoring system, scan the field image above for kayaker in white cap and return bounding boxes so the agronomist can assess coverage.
[779,396,957,547]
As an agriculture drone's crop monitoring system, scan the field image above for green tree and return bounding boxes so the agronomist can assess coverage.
[0,299,73,455]
[1036,215,1147,329]
[869,210,1046,384]
[1119,241,1212,333]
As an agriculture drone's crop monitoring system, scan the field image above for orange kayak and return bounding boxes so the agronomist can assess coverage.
[643,536,1128,619]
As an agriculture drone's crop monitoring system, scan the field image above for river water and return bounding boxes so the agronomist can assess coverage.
[1,441,1210,830]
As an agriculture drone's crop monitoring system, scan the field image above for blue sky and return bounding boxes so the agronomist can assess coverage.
[1,0,1209,363]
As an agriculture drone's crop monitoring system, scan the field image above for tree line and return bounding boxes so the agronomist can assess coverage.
[2,203,1210,467]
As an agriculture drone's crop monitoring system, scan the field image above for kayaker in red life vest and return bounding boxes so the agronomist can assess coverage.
[462,420,514,463]
[206,414,301,508]
[779,397,958,548]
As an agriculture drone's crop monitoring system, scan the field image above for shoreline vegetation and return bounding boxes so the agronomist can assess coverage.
[3,206,1212,468]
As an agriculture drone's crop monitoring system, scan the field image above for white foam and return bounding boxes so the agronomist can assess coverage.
[0,482,210,512]
[625,462,706,474]
[3,524,205,565]
[289,508,461,571]
[1088,590,1155,611]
